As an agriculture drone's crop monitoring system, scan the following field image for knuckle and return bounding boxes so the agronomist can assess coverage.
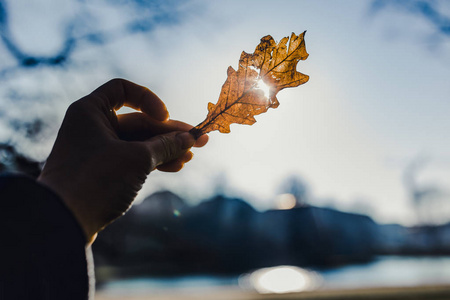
[157,135,177,162]
[66,99,93,119]
[109,78,126,85]
[67,99,85,113]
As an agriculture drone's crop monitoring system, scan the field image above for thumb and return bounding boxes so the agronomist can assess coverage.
[145,131,195,168]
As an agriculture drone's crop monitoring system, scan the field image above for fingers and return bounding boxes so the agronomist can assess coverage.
[117,112,209,147]
[117,113,193,139]
[144,131,195,170]
[194,133,209,147]
[91,78,169,121]
[86,79,208,173]
[156,151,193,172]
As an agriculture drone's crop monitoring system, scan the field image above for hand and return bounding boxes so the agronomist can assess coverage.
[38,79,208,244]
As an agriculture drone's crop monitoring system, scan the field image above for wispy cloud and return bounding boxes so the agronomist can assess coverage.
[370,0,450,37]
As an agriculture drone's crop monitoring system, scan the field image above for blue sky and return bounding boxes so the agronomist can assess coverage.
[0,0,449,225]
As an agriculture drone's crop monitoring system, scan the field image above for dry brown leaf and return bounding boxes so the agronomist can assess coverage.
[190,31,309,139]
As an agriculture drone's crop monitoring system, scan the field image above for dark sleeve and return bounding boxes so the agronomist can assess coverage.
[0,175,90,300]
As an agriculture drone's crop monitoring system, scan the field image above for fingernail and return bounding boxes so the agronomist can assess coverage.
[177,132,195,149]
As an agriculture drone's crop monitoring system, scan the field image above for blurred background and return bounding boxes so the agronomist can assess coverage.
[1,0,450,299]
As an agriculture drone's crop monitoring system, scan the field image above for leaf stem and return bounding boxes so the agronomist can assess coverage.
[189,127,204,140]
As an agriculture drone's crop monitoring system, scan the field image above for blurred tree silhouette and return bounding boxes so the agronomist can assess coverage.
[0,142,42,177]
[279,175,310,207]
[0,0,188,73]
[371,0,450,36]
[403,156,447,225]
[0,117,46,176]
[0,0,195,175]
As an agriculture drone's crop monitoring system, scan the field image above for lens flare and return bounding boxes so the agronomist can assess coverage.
[256,79,271,99]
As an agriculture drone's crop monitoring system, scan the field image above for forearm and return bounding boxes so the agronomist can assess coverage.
[0,174,91,300]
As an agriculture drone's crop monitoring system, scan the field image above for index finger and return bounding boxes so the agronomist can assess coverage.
[117,112,209,147]
[91,78,169,121]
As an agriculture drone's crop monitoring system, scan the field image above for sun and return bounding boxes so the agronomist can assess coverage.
[256,79,271,99]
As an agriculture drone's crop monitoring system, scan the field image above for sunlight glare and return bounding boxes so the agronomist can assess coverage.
[245,266,320,294]
[256,79,271,99]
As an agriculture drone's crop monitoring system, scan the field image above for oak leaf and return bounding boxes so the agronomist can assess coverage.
[190,31,309,139]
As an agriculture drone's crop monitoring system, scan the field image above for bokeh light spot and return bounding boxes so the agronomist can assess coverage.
[275,193,297,210]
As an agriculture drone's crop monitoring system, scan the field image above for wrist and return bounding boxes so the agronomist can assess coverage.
[37,175,98,245]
